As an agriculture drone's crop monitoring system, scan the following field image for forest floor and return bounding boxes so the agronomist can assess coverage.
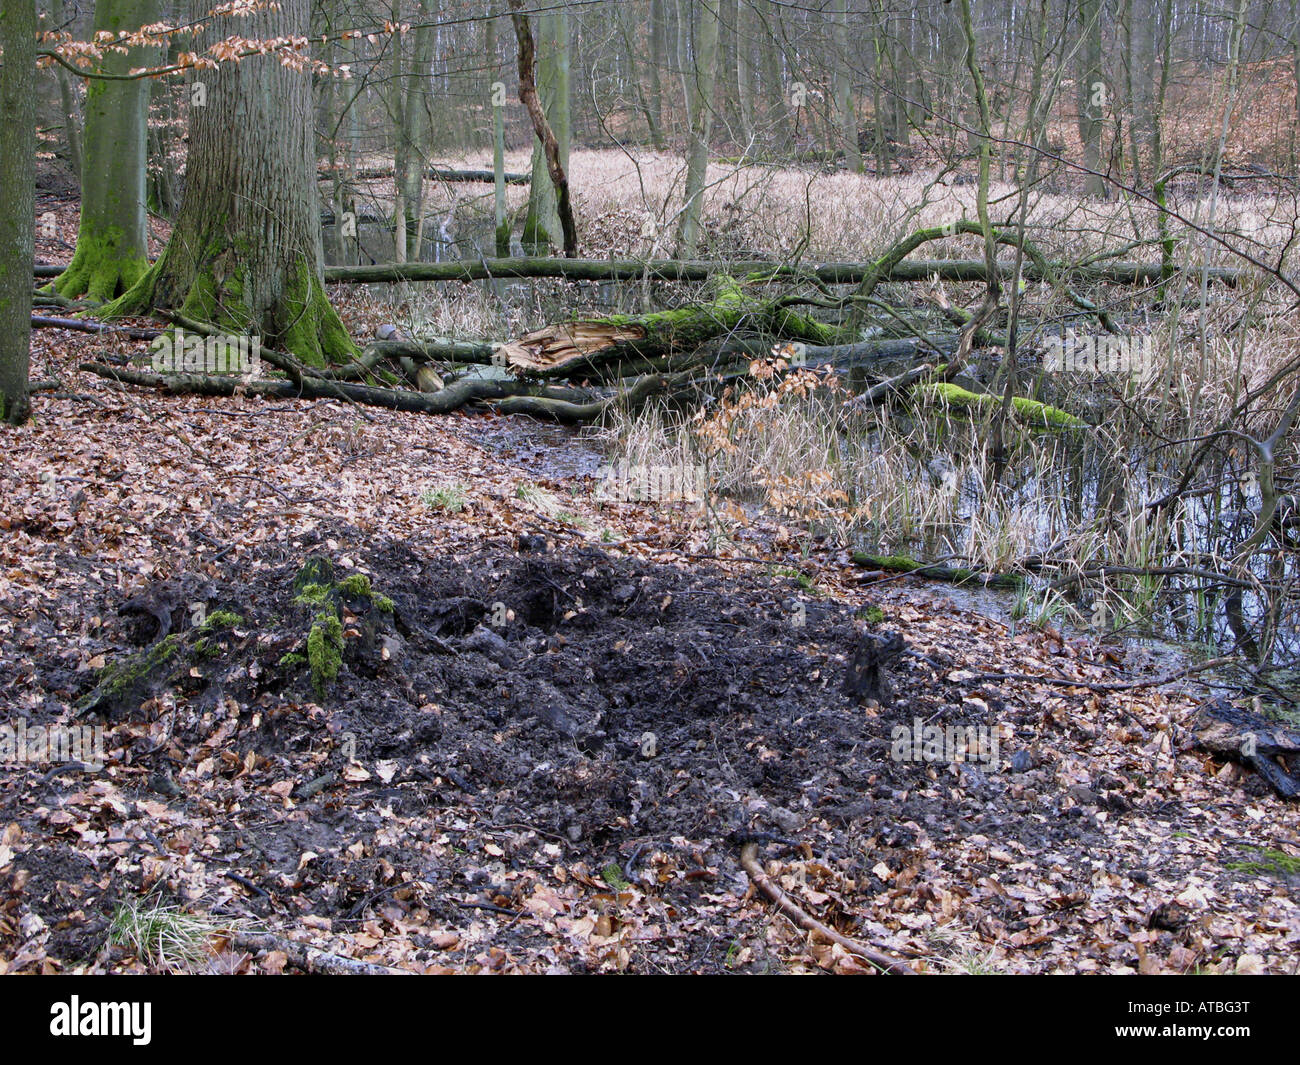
[1,320,1298,975]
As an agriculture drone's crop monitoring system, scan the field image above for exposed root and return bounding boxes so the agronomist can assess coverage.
[739,841,917,975]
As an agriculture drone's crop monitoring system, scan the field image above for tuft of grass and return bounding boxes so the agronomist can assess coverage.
[924,927,1005,974]
[421,484,468,513]
[516,481,587,525]
[108,897,225,971]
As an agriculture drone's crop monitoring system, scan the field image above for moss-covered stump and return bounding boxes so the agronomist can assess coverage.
[75,607,250,716]
[281,555,394,699]
[911,382,1087,430]
[75,634,185,716]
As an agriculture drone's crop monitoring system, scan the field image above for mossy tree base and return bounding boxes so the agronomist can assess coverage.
[285,556,394,699]
[101,246,354,369]
[46,225,149,304]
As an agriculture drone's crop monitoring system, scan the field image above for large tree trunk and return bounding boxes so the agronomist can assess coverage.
[50,0,158,302]
[647,0,667,147]
[1126,0,1156,186]
[674,0,720,258]
[0,0,36,424]
[104,0,352,366]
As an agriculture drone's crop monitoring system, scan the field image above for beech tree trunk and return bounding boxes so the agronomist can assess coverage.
[832,0,862,172]
[0,0,36,424]
[50,0,158,302]
[49,0,83,180]
[104,0,352,366]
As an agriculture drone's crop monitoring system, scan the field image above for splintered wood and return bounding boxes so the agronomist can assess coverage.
[500,321,646,373]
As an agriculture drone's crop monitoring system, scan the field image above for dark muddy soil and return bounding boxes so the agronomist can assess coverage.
[2,516,1141,973]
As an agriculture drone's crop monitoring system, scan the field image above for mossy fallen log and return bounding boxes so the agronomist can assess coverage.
[912,382,1087,429]
[851,552,1026,589]
[38,257,1247,287]
[500,277,853,375]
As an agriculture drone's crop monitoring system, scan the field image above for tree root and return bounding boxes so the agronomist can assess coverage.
[78,361,609,418]
[228,931,413,976]
[738,840,916,975]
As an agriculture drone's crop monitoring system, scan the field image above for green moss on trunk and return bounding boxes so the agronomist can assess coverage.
[101,254,354,368]
[913,382,1086,429]
[47,223,149,303]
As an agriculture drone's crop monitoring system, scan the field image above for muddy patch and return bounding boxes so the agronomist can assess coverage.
[3,522,1125,972]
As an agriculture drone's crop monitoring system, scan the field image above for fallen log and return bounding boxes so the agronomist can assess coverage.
[715,333,959,369]
[851,552,1026,589]
[78,361,593,415]
[31,315,161,340]
[914,382,1087,429]
[320,257,1245,287]
[499,277,853,374]
[364,337,500,365]
[338,165,530,185]
[36,257,1246,287]
[1195,696,1300,799]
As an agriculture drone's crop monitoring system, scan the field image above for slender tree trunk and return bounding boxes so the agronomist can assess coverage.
[1076,0,1107,197]
[521,8,571,253]
[735,0,754,145]
[488,16,509,255]
[832,0,862,172]
[104,0,352,366]
[400,4,436,258]
[49,0,158,301]
[674,0,720,258]
[389,1,407,263]
[647,0,666,146]
[48,0,82,180]
[758,0,789,149]
[0,0,36,424]
[1127,0,1156,187]
[1291,0,1300,166]
[619,4,662,149]
[512,3,577,257]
